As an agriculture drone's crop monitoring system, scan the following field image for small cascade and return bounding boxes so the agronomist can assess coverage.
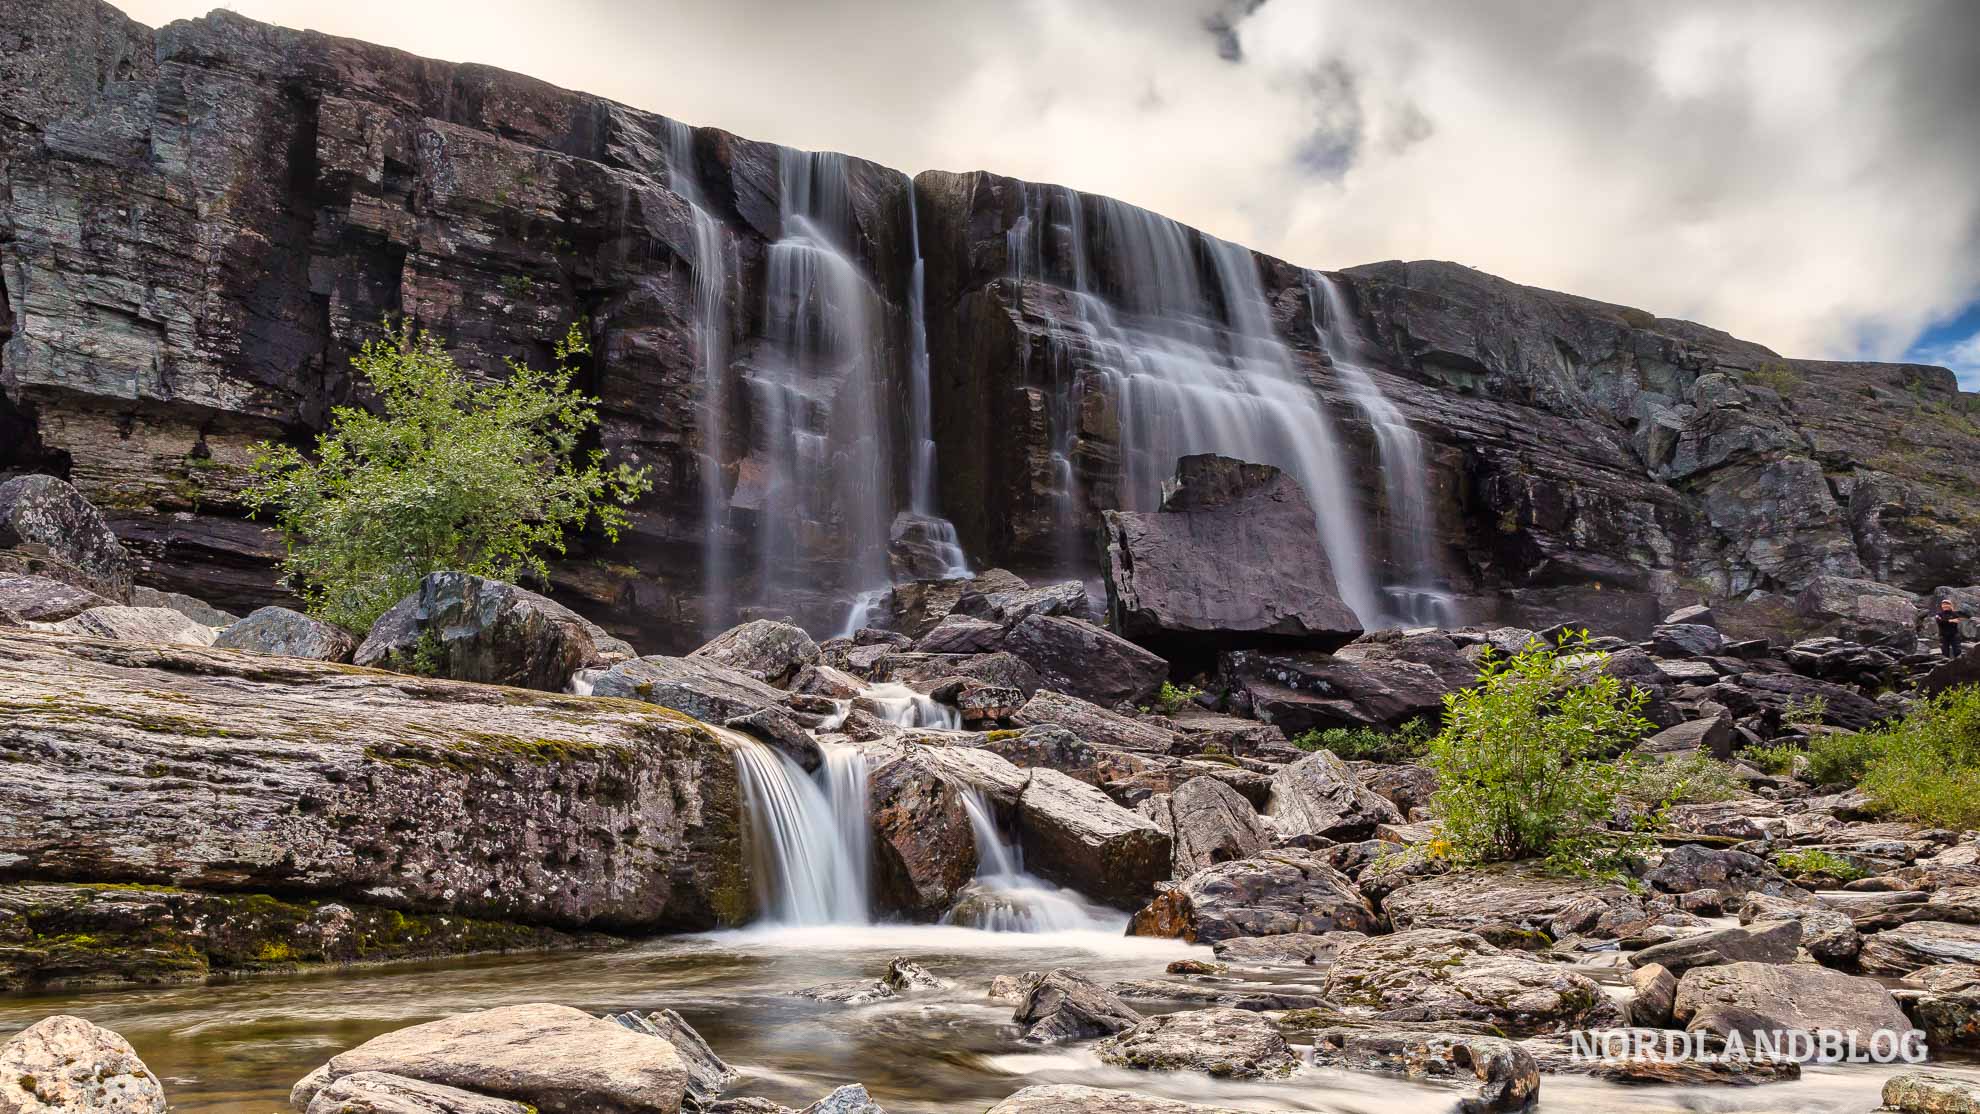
[1305,272,1458,627]
[731,732,873,926]
[903,193,969,581]
[944,792,1123,933]
[662,119,738,636]
[745,149,895,619]
[858,682,962,731]
[1003,185,1383,625]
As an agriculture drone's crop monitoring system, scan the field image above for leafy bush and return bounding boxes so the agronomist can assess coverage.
[1774,849,1866,882]
[1742,742,1805,776]
[1803,729,1891,788]
[1150,682,1204,716]
[1627,753,1747,807]
[1425,633,1656,878]
[1291,718,1432,764]
[244,322,651,631]
[1782,694,1828,726]
[1854,686,1980,829]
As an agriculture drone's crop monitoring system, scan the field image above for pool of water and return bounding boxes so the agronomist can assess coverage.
[0,926,1965,1113]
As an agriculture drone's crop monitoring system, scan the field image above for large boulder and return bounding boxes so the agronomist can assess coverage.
[0,1014,165,1113]
[688,621,818,685]
[584,655,790,723]
[356,573,634,691]
[1796,575,1921,646]
[1219,649,1455,733]
[1740,892,1863,966]
[1672,962,1912,1050]
[0,627,746,931]
[132,586,239,627]
[1011,969,1143,1043]
[1017,769,1172,908]
[1923,645,1980,698]
[308,1004,687,1114]
[864,746,982,918]
[999,614,1168,708]
[1095,1007,1298,1079]
[1266,750,1402,841]
[1101,455,1360,662]
[214,606,359,662]
[1127,848,1379,944]
[1010,691,1178,755]
[1160,777,1269,878]
[1644,845,1807,902]
[304,1072,533,1114]
[1861,922,1980,976]
[53,605,218,646]
[0,474,135,600]
[1322,929,1623,1035]
[0,575,112,622]
[1884,1074,1980,1114]
[1626,921,1801,975]
[983,1086,1248,1114]
[1383,866,1662,947]
[1307,1029,1540,1114]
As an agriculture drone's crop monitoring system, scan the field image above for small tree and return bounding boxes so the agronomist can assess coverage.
[244,321,652,631]
[1426,633,1656,878]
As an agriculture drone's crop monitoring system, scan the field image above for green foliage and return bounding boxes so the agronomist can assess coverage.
[243,321,651,632]
[1742,742,1805,776]
[1626,753,1747,806]
[1852,686,1980,829]
[1425,632,1657,879]
[1744,361,1801,396]
[1782,694,1828,726]
[1291,718,1432,764]
[1774,849,1867,882]
[1803,730,1890,787]
[1151,682,1204,716]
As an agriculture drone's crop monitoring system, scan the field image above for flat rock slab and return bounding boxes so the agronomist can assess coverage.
[984,1085,1251,1114]
[1128,848,1379,944]
[1672,961,1911,1048]
[304,1071,534,1114]
[1096,1007,1298,1079]
[318,1004,687,1114]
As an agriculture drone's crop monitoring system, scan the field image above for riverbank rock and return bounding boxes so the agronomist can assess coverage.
[1017,769,1172,909]
[306,1005,686,1114]
[1322,929,1623,1035]
[53,605,217,646]
[799,1085,887,1114]
[1159,776,1270,877]
[0,1014,165,1114]
[356,573,635,691]
[999,614,1168,707]
[1884,1072,1980,1114]
[1861,921,1980,976]
[1740,892,1863,966]
[1127,849,1379,944]
[1101,455,1361,663]
[1266,750,1401,841]
[304,1072,534,1114]
[1627,921,1802,975]
[1211,931,1367,967]
[1010,691,1178,754]
[689,621,818,685]
[214,606,359,662]
[0,627,746,932]
[1096,1007,1298,1078]
[1307,1028,1539,1113]
[984,1086,1249,1114]
[1012,969,1143,1043]
[605,1009,738,1108]
[0,575,112,622]
[0,475,135,600]
[865,746,982,919]
[1220,649,1457,734]
[1671,962,1911,1049]
[1382,865,1656,947]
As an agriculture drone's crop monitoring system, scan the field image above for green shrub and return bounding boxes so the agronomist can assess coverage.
[1742,742,1805,776]
[1774,849,1867,882]
[1782,694,1828,726]
[1854,686,1980,828]
[1627,753,1747,806]
[1151,682,1204,716]
[1425,633,1657,878]
[1291,718,1432,763]
[244,321,651,631]
[1803,729,1891,788]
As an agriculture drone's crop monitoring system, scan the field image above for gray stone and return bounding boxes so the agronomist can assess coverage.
[1672,962,1911,1049]
[1017,769,1172,909]
[1629,963,1677,1028]
[1627,921,1801,975]
[999,615,1168,708]
[305,1072,534,1114]
[1266,749,1401,841]
[0,475,135,600]
[1861,921,1980,976]
[0,575,112,622]
[356,573,634,691]
[0,1014,165,1114]
[1209,931,1367,967]
[688,621,818,685]
[1095,1007,1297,1079]
[983,1086,1249,1114]
[1012,968,1142,1043]
[132,586,238,627]
[1884,1073,1980,1114]
[215,606,358,662]
[1307,1029,1539,1113]
[1161,776,1269,878]
[1127,849,1379,944]
[53,605,217,646]
[1323,929,1624,1034]
[1010,690,1179,755]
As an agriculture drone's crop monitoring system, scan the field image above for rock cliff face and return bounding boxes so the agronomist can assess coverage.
[5,1,1976,647]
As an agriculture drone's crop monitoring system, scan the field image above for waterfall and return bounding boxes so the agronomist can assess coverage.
[943,791,1122,933]
[1004,185,1382,624]
[744,150,894,617]
[732,734,873,926]
[662,119,738,635]
[858,682,961,731]
[1306,272,1457,627]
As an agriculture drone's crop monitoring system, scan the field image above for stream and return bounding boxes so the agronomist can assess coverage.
[1,924,1966,1113]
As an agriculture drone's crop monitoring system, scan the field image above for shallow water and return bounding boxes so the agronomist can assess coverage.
[0,926,1969,1113]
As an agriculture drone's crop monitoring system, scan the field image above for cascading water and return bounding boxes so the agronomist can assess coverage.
[662,118,738,635]
[731,733,873,925]
[900,192,971,580]
[1004,185,1383,624]
[1305,272,1458,627]
[944,791,1122,933]
[743,150,894,619]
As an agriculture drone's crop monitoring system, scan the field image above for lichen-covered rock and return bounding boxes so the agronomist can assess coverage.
[1307,1028,1540,1113]
[315,1004,687,1114]
[1011,968,1142,1043]
[864,745,983,919]
[0,575,112,622]
[998,614,1168,708]
[1010,690,1179,755]
[799,1085,888,1114]
[983,1086,1249,1114]
[583,655,791,723]
[1643,845,1808,902]
[1673,961,1912,1047]
[132,586,239,627]
[1095,1008,1297,1079]
[1627,921,1801,975]
[1159,776,1269,878]
[1210,931,1367,968]
[1266,749,1401,841]
[689,620,819,685]
[1016,768,1172,909]
[215,606,358,662]
[0,627,747,931]
[1861,921,1980,976]
[605,1010,737,1109]
[0,1014,165,1114]
[52,604,219,646]
[1127,849,1379,944]
[1628,963,1678,1028]
[356,573,634,691]
[0,475,135,600]
[1382,864,1656,947]
[1322,929,1623,1035]
[1884,1072,1980,1114]
[1740,891,1862,966]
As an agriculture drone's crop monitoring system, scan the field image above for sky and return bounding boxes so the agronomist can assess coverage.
[120,0,1980,389]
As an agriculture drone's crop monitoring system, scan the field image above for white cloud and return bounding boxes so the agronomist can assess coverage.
[117,0,1980,373]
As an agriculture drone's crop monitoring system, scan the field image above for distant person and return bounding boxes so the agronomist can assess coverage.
[1939,599,1972,659]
